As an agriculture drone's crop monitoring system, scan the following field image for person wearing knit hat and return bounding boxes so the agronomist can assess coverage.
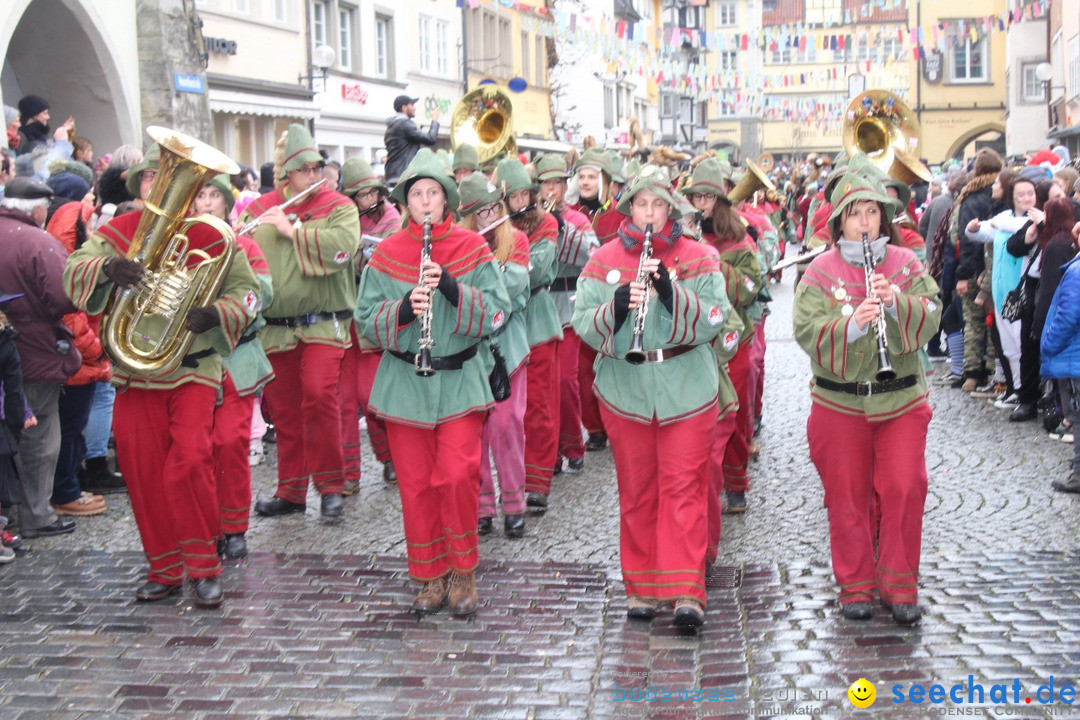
[45,172,90,204]
[685,155,763,518]
[338,156,399,490]
[494,157,564,511]
[571,163,734,629]
[193,173,272,561]
[535,153,598,472]
[242,122,360,525]
[124,144,161,200]
[452,143,480,182]
[15,95,52,156]
[457,172,530,538]
[355,147,511,617]
[793,170,940,626]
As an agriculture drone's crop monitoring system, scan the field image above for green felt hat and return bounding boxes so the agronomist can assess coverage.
[340,157,386,197]
[453,144,480,172]
[573,147,608,176]
[458,173,503,217]
[207,173,235,214]
[493,157,536,196]
[684,157,732,200]
[278,123,322,179]
[672,190,699,238]
[125,143,161,198]
[827,172,897,228]
[604,150,627,184]
[615,164,682,220]
[389,148,460,211]
[534,154,569,182]
[625,157,643,182]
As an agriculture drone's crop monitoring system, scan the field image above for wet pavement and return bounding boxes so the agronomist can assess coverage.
[2,269,1079,719]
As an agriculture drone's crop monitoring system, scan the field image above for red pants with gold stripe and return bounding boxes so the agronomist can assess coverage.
[807,401,931,606]
[524,338,559,496]
[114,383,221,584]
[212,373,254,535]
[356,349,390,464]
[722,337,754,492]
[557,328,585,460]
[384,413,485,581]
[706,408,738,565]
[578,341,605,437]
[601,402,717,605]
[263,342,346,502]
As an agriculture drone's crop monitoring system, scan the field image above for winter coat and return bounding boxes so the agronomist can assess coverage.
[383,114,439,186]
[0,207,79,383]
[954,176,996,281]
[1041,255,1080,379]
[62,311,110,386]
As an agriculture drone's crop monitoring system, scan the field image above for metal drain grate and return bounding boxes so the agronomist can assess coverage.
[706,565,742,589]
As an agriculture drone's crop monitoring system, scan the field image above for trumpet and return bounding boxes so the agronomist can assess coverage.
[237,179,326,236]
[862,233,896,381]
[416,213,435,377]
[624,223,654,365]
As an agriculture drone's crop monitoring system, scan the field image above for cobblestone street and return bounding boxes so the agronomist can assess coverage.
[2,271,1079,719]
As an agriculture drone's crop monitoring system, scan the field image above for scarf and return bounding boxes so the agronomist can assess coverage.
[618,218,683,253]
[837,236,889,267]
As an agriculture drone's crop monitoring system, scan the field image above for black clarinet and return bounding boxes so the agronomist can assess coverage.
[862,232,896,381]
[416,214,435,377]
[625,224,654,365]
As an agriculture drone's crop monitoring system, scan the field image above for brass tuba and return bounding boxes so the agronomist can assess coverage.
[450,86,517,164]
[842,90,932,184]
[728,158,776,205]
[101,126,240,378]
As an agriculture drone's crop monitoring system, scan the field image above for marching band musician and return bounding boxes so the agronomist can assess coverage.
[64,143,260,608]
[355,149,510,616]
[243,124,360,523]
[793,173,940,626]
[535,154,599,474]
[196,174,274,562]
[339,157,400,492]
[571,165,729,628]
[456,172,530,538]
[497,158,563,511]
[686,158,764,515]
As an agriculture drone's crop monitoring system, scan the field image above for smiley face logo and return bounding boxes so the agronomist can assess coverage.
[848,678,876,708]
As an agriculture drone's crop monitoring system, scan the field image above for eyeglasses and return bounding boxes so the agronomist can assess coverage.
[477,203,501,219]
[294,164,324,175]
[356,187,380,201]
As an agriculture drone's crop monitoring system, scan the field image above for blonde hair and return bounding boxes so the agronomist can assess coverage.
[459,203,514,264]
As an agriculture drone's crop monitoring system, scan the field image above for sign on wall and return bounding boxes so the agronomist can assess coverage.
[174,73,205,94]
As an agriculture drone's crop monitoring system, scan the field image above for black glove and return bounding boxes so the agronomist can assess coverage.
[652,261,674,313]
[437,266,460,307]
[612,283,632,333]
[103,258,145,288]
[552,209,565,234]
[398,290,416,326]
[186,306,220,334]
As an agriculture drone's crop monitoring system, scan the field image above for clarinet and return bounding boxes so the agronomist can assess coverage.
[861,232,896,381]
[624,224,654,365]
[416,214,435,377]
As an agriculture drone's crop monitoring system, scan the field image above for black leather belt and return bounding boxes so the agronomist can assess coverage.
[236,332,258,346]
[814,375,918,397]
[387,345,478,371]
[530,285,550,297]
[264,309,352,328]
[550,277,577,293]
[181,348,217,368]
[631,344,697,364]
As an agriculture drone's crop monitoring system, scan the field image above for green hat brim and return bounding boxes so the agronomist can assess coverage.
[207,174,235,214]
[616,182,683,220]
[827,188,897,228]
[125,145,161,198]
[389,149,460,211]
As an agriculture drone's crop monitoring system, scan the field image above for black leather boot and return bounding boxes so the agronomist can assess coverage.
[254,497,306,517]
[221,533,248,560]
[191,577,224,608]
[81,457,126,495]
[503,514,525,538]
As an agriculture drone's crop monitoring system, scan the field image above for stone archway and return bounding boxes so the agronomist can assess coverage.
[1,0,137,156]
[944,123,1006,162]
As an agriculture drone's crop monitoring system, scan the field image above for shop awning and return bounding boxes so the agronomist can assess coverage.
[1048,124,1080,139]
[515,136,572,154]
[209,88,319,120]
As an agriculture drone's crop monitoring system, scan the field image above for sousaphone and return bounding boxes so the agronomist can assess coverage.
[450,86,517,164]
[842,90,932,184]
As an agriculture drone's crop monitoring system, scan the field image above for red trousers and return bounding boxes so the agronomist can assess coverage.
[557,328,585,460]
[524,338,559,495]
[706,409,738,565]
[749,317,767,422]
[479,366,527,517]
[807,401,931,605]
[578,341,605,436]
[722,337,754,492]
[263,342,346,502]
[114,384,221,583]
[356,349,390,464]
[212,374,255,535]
[602,403,717,605]
[385,413,485,581]
[339,340,363,484]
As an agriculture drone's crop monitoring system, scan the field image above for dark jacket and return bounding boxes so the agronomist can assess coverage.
[955,181,996,281]
[0,207,79,383]
[383,113,439,186]
[0,326,25,454]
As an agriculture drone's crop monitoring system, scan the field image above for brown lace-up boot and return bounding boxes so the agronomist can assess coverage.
[448,571,478,616]
[411,576,449,614]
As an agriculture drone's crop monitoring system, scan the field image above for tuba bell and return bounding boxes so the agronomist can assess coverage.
[842,90,932,184]
[450,86,517,164]
[101,126,240,378]
[728,158,776,205]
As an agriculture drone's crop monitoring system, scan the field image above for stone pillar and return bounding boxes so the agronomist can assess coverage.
[136,0,213,142]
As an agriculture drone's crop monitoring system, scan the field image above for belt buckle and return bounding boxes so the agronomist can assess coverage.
[645,349,664,363]
[856,381,873,397]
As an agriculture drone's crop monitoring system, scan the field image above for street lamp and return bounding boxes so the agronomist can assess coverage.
[300,44,336,91]
[1035,62,1065,127]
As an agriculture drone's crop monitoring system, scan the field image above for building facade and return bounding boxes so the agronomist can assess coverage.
[1004,0,1048,157]
[1046,0,1079,157]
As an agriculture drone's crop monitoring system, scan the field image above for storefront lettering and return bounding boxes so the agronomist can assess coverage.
[204,36,238,55]
[341,83,369,104]
[423,95,451,119]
